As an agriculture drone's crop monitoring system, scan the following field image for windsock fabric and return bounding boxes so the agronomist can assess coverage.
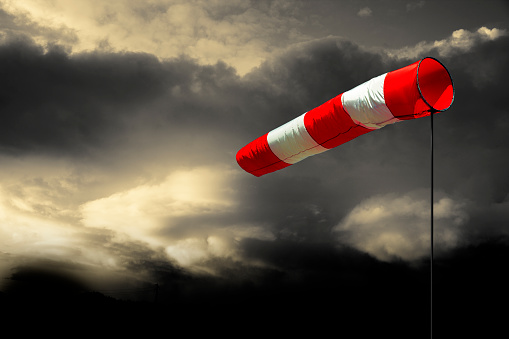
[237,57,454,177]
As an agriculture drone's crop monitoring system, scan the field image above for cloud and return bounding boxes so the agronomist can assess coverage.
[0,183,132,285]
[406,1,426,12]
[433,26,507,56]
[0,39,168,156]
[0,192,78,258]
[1,0,312,75]
[333,191,469,262]
[80,166,275,269]
[357,7,372,17]
[0,36,252,169]
[0,5,78,48]
[384,26,507,60]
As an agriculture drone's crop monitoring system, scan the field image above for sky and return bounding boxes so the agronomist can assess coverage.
[1,0,508,336]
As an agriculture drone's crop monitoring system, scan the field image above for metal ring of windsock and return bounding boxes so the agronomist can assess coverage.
[236,57,454,177]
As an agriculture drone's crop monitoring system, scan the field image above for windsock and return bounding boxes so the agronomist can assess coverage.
[236,57,454,177]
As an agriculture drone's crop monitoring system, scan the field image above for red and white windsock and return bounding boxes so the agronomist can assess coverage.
[236,57,454,177]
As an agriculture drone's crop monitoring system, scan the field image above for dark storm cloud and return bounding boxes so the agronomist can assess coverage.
[0,37,160,155]
[0,35,243,159]
[245,38,387,123]
[0,33,411,179]
[394,34,509,247]
[432,36,509,202]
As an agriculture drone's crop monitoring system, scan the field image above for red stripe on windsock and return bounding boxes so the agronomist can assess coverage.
[304,94,372,149]
[236,133,290,177]
[384,60,422,120]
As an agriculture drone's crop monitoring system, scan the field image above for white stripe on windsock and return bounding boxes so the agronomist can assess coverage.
[341,73,400,129]
[267,112,328,164]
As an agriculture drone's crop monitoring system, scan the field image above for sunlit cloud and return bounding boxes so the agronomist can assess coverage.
[357,7,372,18]
[0,185,80,258]
[80,166,275,268]
[81,167,235,242]
[1,0,311,75]
[384,26,507,60]
[333,191,469,262]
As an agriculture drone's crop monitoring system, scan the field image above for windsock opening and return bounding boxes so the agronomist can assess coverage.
[417,57,454,112]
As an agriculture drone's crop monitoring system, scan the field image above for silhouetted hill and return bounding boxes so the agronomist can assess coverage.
[1,238,508,337]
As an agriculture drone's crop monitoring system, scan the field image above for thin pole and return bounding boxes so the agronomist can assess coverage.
[430,110,434,339]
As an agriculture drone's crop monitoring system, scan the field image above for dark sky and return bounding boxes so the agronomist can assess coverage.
[1,0,508,336]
